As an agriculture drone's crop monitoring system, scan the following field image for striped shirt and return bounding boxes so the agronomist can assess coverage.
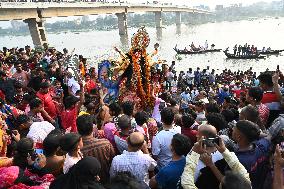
[81,136,116,184]
[257,103,270,127]
[110,150,157,185]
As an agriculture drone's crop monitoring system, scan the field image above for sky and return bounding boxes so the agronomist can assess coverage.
[0,0,279,28]
[186,0,276,7]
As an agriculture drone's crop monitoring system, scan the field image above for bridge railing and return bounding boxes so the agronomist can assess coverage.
[0,1,189,8]
[0,1,211,14]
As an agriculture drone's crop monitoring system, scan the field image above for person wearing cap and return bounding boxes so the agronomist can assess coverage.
[36,82,57,124]
[60,133,83,174]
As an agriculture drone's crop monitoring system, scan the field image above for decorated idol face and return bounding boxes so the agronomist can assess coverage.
[100,66,108,80]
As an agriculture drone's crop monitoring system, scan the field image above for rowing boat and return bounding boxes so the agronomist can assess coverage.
[174,47,222,55]
[223,51,266,59]
[259,50,284,55]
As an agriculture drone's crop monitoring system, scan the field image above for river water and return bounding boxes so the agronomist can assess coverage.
[1,17,284,73]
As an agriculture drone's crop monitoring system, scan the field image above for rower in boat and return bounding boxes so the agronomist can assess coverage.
[211,44,215,50]
[237,45,242,56]
[190,42,200,51]
[204,40,208,50]
[233,44,237,55]
[267,47,272,51]
[262,47,266,52]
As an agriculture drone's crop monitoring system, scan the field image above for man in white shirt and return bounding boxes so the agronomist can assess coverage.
[27,121,55,144]
[66,69,80,96]
[166,68,175,91]
[152,108,181,170]
[186,69,195,88]
[110,132,157,185]
[16,114,55,144]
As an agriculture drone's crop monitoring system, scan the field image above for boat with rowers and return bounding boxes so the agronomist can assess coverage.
[223,50,265,59]
[174,44,222,55]
[258,49,284,55]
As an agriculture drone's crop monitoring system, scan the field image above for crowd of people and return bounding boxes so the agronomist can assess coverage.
[0,44,284,189]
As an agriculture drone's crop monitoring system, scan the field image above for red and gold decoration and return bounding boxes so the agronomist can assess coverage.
[118,27,155,110]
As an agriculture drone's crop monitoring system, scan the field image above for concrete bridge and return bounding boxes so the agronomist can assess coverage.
[0,2,212,48]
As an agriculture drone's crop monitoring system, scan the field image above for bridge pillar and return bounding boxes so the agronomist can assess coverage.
[175,12,181,26]
[116,12,128,36]
[24,18,47,48]
[154,11,163,28]
[176,12,181,35]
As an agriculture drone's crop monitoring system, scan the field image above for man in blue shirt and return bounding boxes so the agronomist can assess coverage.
[149,134,191,189]
[180,88,191,111]
[232,120,271,189]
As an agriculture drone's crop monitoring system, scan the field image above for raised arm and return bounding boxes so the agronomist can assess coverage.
[181,138,206,189]
[272,72,282,102]
[215,138,251,184]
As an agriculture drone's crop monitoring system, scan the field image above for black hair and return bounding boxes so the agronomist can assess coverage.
[14,82,24,89]
[169,98,177,106]
[236,120,260,143]
[230,108,239,121]
[248,87,264,102]
[13,138,34,169]
[121,101,134,116]
[205,103,220,114]
[161,107,174,125]
[109,102,122,117]
[43,133,63,157]
[224,96,231,104]
[221,171,251,189]
[134,111,148,126]
[84,102,96,112]
[221,109,235,123]
[14,61,22,67]
[29,98,42,110]
[60,133,81,153]
[181,113,195,128]
[16,114,30,126]
[159,92,170,102]
[39,81,50,89]
[206,113,228,132]
[258,72,273,87]
[105,172,144,189]
[118,115,131,130]
[90,88,98,95]
[240,105,262,127]
[64,95,79,109]
[171,134,191,156]
[174,114,183,127]
[77,114,94,136]
[23,93,34,102]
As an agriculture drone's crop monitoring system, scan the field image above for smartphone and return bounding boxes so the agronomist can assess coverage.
[202,137,219,147]
[6,129,17,136]
[31,149,44,161]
